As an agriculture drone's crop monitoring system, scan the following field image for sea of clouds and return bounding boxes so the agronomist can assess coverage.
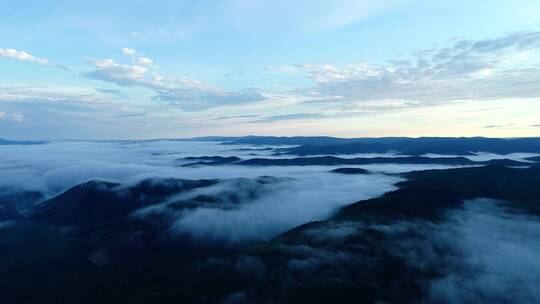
[0,140,532,243]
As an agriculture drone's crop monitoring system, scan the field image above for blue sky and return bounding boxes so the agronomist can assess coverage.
[1,0,540,139]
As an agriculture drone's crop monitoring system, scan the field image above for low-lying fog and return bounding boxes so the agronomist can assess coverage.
[0,140,499,195]
[378,198,540,303]
[291,198,540,303]
[422,152,540,162]
[0,140,530,242]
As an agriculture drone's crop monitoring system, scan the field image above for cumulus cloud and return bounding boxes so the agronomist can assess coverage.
[121,47,156,67]
[85,49,264,110]
[272,32,540,110]
[0,48,68,70]
[121,47,136,56]
[134,56,154,67]
[0,48,50,65]
[86,58,148,85]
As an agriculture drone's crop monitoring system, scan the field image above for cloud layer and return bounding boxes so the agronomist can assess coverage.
[0,48,50,65]
[1,33,540,138]
[0,140,405,243]
[0,48,67,70]
[273,32,540,110]
[85,48,264,110]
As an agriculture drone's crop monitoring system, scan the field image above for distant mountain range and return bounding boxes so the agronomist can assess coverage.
[4,136,540,156]
[181,155,530,167]
[190,136,540,156]
[0,138,48,145]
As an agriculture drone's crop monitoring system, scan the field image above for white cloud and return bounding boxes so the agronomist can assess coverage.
[0,110,24,122]
[121,47,136,56]
[121,47,156,67]
[85,50,264,110]
[0,85,183,139]
[270,32,540,111]
[0,86,101,103]
[0,48,49,65]
[87,58,148,84]
[0,48,68,70]
[134,56,154,67]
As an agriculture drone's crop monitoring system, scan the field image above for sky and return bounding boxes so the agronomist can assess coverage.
[1,0,540,140]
